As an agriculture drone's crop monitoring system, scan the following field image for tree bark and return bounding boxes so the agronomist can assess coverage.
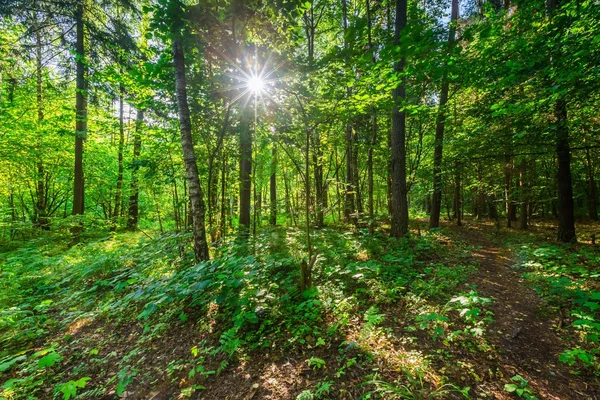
[368,114,377,231]
[585,147,598,221]
[284,166,293,226]
[353,132,362,215]
[366,0,377,233]
[270,135,277,226]
[304,4,324,228]
[555,99,576,242]
[71,0,86,244]
[477,162,485,219]
[504,154,513,228]
[219,148,228,237]
[112,83,125,231]
[301,121,313,291]
[390,0,408,237]
[342,0,355,223]
[35,23,49,230]
[314,134,324,227]
[454,161,462,226]
[172,37,209,261]
[127,109,143,230]
[430,0,458,229]
[239,109,252,234]
[519,158,528,230]
[547,0,576,242]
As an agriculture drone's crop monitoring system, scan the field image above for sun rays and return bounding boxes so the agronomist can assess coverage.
[211,47,286,110]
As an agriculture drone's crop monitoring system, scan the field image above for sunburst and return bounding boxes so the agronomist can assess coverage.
[212,47,285,110]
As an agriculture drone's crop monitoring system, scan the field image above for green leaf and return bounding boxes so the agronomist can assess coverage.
[38,352,61,369]
[137,302,158,320]
[504,383,518,393]
[75,377,91,388]
[61,384,77,400]
[589,292,600,300]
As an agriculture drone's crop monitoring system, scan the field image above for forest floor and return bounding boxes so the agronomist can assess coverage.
[447,222,599,399]
[1,219,599,399]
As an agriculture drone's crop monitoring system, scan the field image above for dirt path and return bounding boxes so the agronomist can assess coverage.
[449,223,599,400]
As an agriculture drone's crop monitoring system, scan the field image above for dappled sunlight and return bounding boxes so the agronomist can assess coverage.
[66,317,92,336]
[2,220,598,398]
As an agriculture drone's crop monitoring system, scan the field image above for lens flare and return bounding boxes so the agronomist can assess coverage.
[248,76,265,93]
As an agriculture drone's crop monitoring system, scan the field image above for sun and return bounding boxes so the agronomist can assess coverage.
[248,75,265,94]
[211,48,285,107]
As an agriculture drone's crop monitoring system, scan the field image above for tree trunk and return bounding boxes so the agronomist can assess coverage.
[366,0,375,233]
[207,105,231,240]
[270,135,277,226]
[301,123,313,291]
[353,133,362,216]
[342,0,355,223]
[547,0,576,242]
[519,158,528,230]
[152,186,163,233]
[504,154,513,228]
[71,0,86,244]
[489,192,498,223]
[35,24,49,230]
[284,167,293,226]
[477,162,485,219]
[585,147,598,221]
[387,128,392,217]
[390,0,409,237]
[555,99,576,242]
[220,148,227,236]
[314,134,324,227]
[454,161,461,226]
[127,109,143,231]
[112,83,125,231]
[239,109,252,234]
[172,37,209,261]
[368,114,376,232]
[365,0,378,232]
[305,5,324,229]
[430,0,458,229]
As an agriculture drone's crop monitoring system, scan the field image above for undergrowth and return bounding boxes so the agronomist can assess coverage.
[0,227,481,399]
[517,242,600,375]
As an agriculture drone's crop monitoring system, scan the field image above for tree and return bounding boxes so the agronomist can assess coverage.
[390,0,408,237]
[548,0,576,242]
[171,1,209,261]
[127,109,143,231]
[239,108,253,234]
[429,0,459,229]
[70,0,87,244]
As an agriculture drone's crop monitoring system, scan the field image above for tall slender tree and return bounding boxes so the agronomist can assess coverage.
[270,132,277,226]
[342,0,355,223]
[390,0,408,237]
[112,83,125,230]
[429,0,459,229]
[239,108,253,233]
[71,0,87,244]
[171,3,209,260]
[548,0,576,242]
[35,19,49,230]
[127,109,143,230]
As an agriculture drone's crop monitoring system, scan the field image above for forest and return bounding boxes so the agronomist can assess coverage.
[1,0,599,398]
